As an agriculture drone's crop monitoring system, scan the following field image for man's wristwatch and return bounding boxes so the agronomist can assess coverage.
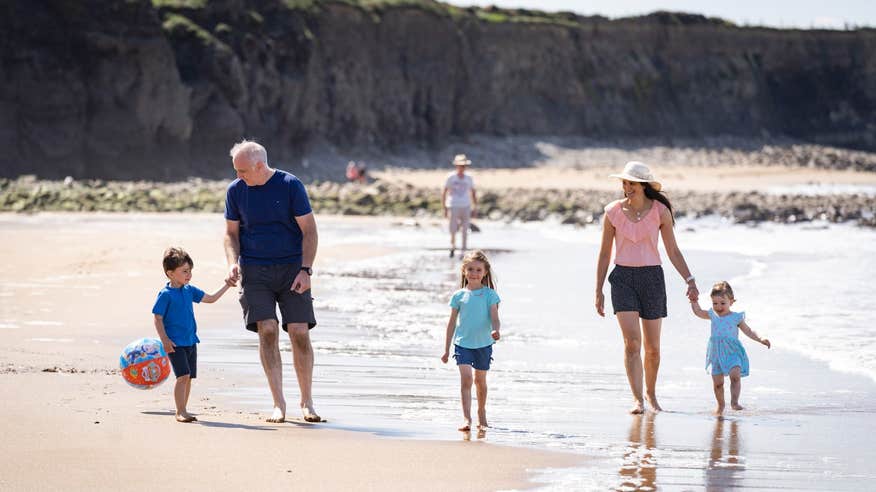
[300,266,312,276]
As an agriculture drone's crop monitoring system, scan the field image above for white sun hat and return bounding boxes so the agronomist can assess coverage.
[609,161,662,191]
[452,154,472,166]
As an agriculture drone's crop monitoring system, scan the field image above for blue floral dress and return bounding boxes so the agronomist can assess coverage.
[705,309,749,377]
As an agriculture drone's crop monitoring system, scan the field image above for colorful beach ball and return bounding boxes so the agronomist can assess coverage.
[119,338,171,390]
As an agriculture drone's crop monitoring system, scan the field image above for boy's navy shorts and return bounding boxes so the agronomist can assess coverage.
[167,344,197,379]
[453,344,493,371]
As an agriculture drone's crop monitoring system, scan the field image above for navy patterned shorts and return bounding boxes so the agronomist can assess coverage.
[608,265,667,320]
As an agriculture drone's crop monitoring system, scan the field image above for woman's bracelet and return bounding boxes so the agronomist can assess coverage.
[685,275,696,284]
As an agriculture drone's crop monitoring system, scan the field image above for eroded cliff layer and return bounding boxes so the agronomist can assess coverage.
[2,1,874,179]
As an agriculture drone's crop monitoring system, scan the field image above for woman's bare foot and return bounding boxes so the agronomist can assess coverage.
[266,406,286,423]
[646,394,663,412]
[714,405,725,415]
[629,401,645,414]
[731,403,744,411]
[176,413,197,423]
[458,420,472,432]
[301,405,322,423]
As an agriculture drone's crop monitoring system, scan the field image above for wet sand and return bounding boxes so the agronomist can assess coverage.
[0,213,578,491]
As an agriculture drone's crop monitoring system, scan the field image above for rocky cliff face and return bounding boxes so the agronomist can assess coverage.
[2,0,874,179]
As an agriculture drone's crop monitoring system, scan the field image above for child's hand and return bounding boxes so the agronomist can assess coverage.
[762,338,771,349]
[491,330,500,341]
[441,353,449,364]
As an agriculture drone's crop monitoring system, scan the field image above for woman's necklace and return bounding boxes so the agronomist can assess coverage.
[626,199,648,221]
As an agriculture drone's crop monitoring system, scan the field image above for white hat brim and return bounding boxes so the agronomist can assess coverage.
[609,173,661,191]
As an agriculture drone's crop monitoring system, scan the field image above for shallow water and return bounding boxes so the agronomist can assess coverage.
[199,216,876,490]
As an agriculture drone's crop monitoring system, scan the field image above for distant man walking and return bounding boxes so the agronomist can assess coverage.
[224,140,321,423]
[442,154,477,258]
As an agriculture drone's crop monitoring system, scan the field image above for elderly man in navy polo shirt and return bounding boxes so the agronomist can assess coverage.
[224,139,320,423]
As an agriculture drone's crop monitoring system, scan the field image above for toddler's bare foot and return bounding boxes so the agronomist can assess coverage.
[629,401,645,414]
[731,403,744,411]
[301,405,322,423]
[176,412,197,423]
[266,405,286,423]
[458,420,472,432]
[646,394,663,412]
[714,405,725,415]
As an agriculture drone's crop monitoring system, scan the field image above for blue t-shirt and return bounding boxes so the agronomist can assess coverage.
[224,170,313,265]
[449,287,500,349]
[151,283,205,346]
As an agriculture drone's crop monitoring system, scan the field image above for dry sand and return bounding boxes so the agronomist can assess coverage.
[0,213,578,491]
[374,164,876,192]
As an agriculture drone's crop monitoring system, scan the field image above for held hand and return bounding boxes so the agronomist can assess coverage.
[443,208,448,218]
[161,337,175,354]
[471,208,477,219]
[441,352,449,364]
[291,270,311,294]
[762,338,771,349]
[686,283,699,302]
[226,264,240,287]
[595,292,605,317]
[491,329,500,341]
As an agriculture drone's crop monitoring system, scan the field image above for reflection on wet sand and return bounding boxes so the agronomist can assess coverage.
[706,417,745,490]
[618,412,657,491]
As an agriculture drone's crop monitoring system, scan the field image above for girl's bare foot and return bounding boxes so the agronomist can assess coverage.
[266,406,286,423]
[630,401,645,414]
[176,413,197,423]
[458,420,472,432]
[731,403,744,411]
[646,394,663,412]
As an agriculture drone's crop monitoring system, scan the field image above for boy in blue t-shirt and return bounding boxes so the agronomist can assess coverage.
[152,247,232,423]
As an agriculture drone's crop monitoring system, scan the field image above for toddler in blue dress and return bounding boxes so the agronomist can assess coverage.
[691,281,770,414]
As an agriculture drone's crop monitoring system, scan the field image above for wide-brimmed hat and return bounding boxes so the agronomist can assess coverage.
[452,154,472,166]
[609,161,661,191]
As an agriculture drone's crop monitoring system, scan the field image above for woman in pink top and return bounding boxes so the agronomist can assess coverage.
[595,161,699,414]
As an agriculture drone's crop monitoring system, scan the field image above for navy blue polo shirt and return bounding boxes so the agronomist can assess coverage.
[151,283,205,346]
[224,170,313,265]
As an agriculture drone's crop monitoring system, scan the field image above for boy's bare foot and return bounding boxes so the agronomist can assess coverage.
[176,413,197,423]
[731,403,744,411]
[630,401,645,414]
[646,394,663,412]
[267,406,286,423]
[301,405,322,423]
[714,405,725,415]
[458,420,472,432]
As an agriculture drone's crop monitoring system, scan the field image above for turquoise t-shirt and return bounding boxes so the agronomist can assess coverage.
[449,287,500,349]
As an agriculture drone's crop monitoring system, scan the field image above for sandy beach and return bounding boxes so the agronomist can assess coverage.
[2,186,876,491]
[0,213,579,491]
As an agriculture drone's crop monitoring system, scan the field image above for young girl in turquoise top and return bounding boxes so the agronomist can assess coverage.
[441,250,501,433]
[690,281,771,414]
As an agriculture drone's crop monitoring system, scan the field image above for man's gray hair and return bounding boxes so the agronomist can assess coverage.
[229,140,268,165]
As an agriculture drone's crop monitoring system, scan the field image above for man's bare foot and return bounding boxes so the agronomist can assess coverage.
[458,420,472,432]
[267,406,286,423]
[301,405,322,423]
[630,401,645,414]
[714,405,725,415]
[176,413,197,423]
[646,395,663,412]
[731,403,744,411]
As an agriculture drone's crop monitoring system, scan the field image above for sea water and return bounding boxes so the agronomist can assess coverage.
[204,216,876,490]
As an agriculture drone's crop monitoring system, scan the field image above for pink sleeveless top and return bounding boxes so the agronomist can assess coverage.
[604,199,665,267]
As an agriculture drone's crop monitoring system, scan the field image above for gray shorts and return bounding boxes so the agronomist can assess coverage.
[608,265,667,320]
[239,263,317,332]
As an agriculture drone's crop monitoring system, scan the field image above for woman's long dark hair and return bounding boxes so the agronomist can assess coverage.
[643,183,675,226]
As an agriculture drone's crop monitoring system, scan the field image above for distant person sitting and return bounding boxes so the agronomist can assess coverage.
[442,154,477,258]
[346,161,368,184]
